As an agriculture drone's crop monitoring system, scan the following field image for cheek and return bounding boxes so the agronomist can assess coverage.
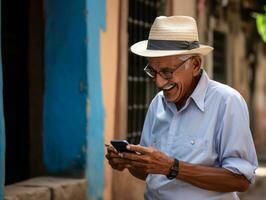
[173,76,192,92]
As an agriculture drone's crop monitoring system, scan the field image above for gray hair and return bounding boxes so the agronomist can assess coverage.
[178,54,203,68]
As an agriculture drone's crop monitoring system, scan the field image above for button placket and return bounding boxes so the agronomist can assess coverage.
[167,113,181,154]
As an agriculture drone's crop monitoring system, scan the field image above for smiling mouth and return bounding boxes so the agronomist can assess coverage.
[162,83,176,91]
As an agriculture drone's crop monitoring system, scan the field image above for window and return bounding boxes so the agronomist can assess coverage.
[127,0,165,144]
[213,31,227,83]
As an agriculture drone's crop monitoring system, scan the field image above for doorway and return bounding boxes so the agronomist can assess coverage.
[2,0,44,184]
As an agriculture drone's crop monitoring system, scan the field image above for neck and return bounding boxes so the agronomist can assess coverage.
[175,70,202,110]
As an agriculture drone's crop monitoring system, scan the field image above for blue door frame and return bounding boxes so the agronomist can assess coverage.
[0,0,6,199]
[43,0,106,199]
[85,1,106,199]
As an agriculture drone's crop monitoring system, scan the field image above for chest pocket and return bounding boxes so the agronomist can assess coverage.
[171,134,208,162]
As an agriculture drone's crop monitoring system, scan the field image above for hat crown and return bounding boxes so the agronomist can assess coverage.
[149,16,199,41]
[130,15,213,57]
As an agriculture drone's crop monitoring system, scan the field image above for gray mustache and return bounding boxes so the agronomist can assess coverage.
[160,83,176,90]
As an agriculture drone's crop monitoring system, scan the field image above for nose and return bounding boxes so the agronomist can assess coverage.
[154,74,168,88]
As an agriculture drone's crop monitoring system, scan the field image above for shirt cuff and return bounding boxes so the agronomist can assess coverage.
[222,157,257,184]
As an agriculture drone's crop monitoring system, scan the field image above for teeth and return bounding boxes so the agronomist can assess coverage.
[163,83,175,90]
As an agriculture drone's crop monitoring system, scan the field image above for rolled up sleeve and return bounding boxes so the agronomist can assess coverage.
[222,157,257,183]
[216,93,258,183]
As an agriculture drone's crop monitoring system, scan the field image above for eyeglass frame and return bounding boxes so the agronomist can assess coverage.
[144,56,194,79]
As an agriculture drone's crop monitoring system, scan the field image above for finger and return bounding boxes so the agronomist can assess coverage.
[109,159,130,171]
[122,152,149,163]
[125,164,132,169]
[107,152,121,159]
[105,151,121,161]
[108,161,125,171]
[109,158,129,165]
[127,145,152,155]
[128,160,147,168]
[107,146,117,153]
[105,154,110,160]
[115,165,125,171]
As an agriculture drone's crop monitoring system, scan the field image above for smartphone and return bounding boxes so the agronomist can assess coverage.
[111,140,135,153]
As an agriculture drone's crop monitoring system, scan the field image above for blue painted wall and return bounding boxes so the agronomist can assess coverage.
[44,0,106,199]
[85,1,105,199]
[43,0,87,173]
[0,0,6,198]
[0,64,4,200]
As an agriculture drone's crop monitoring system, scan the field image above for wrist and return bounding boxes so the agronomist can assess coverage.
[162,157,175,175]
[166,158,179,179]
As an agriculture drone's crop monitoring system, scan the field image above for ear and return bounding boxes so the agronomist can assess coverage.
[191,56,201,77]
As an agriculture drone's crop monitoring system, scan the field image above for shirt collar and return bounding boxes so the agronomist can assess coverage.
[190,69,209,112]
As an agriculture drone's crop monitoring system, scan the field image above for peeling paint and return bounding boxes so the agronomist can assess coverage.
[85,0,106,199]
[86,98,90,114]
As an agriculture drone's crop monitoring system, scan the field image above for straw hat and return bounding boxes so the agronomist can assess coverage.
[130,16,213,57]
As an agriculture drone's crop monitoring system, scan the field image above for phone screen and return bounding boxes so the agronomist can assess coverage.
[111,140,135,153]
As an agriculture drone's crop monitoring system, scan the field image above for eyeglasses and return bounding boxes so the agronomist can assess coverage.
[144,57,193,79]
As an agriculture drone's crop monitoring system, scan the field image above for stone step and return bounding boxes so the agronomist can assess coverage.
[5,177,86,200]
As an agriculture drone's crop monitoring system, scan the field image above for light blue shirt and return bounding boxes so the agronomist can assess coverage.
[140,70,258,200]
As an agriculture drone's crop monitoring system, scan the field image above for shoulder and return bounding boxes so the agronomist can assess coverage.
[207,80,249,119]
[207,80,244,104]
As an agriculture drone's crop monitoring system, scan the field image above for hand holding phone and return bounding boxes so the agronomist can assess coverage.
[110,140,136,153]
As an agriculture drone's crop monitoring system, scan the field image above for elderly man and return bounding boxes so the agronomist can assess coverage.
[106,16,258,200]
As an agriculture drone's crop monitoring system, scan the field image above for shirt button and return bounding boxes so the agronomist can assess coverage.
[190,140,195,145]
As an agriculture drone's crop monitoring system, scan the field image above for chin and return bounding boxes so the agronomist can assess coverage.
[165,95,180,103]
[164,90,181,103]
[163,84,182,103]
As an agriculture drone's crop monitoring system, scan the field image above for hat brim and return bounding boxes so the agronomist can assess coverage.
[130,40,213,57]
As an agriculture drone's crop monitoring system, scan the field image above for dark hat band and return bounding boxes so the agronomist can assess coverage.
[147,40,200,50]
